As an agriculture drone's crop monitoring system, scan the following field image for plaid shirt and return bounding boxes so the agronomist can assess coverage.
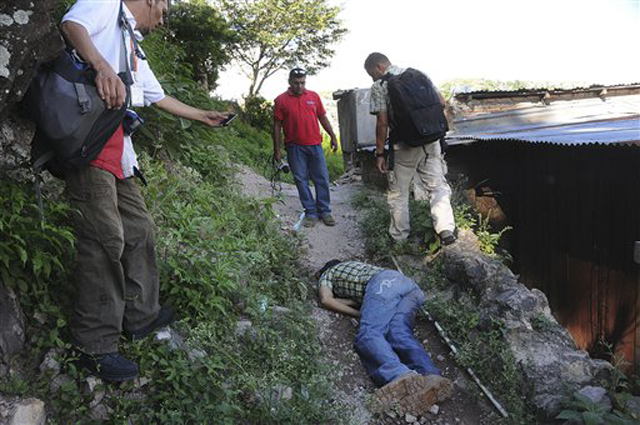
[369,64,405,116]
[318,261,384,302]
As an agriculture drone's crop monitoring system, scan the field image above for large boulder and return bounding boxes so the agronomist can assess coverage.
[440,230,612,420]
[0,0,63,118]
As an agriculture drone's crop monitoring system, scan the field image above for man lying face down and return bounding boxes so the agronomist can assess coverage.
[316,260,453,414]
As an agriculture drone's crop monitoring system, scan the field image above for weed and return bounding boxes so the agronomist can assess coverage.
[556,392,636,425]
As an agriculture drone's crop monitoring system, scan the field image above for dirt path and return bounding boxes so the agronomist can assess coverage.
[236,165,498,425]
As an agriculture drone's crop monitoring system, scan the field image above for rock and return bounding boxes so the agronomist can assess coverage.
[8,398,46,425]
[0,281,26,375]
[428,404,440,415]
[271,385,293,401]
[39,348,62,375]
[0,0,63,116]
[440,237,613,420]
[49,374,72,394]
[405,413,417,423]
[235,320,253,337]
[625,396,640,419]
[577,386,612,412]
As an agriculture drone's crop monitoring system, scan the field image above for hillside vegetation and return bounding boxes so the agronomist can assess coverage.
[0,2,345,422]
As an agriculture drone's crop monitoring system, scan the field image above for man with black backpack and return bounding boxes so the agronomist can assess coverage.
[364,53,456,246]
[51,0,231,381]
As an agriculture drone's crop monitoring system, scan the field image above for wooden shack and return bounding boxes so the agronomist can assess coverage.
[446,84,640,371]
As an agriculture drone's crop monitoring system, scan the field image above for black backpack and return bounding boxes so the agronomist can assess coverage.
[382,68,448,147]
[27,0,136,177]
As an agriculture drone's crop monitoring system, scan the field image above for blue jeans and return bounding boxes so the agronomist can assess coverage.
[285,144,331,218]
[354,270,440,387]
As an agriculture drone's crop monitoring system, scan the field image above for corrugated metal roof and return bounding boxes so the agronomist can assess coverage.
[449,86,640,146]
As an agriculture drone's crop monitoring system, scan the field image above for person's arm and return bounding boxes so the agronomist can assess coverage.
[375,111,389,174]
[318,287,361,318]
[273,120,283,163]
[318,114,338,152]
[154,96,226,126]
[61,21,126,110]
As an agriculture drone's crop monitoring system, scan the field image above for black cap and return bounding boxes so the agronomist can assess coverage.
[289,68,307,79]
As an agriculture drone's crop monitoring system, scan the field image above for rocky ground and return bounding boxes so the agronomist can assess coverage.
[236,165,499,425]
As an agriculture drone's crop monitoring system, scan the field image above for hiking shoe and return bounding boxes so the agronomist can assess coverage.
[370,373,453,416]
[320,214,336,226]
[77,352,139,381]
[439,230,456,246]
[302,216,317,228]
[123,306,175,341]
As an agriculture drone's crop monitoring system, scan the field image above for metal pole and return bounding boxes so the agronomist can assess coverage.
[390,254,509,418]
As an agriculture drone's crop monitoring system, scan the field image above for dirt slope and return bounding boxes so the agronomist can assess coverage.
[236,165,499,425]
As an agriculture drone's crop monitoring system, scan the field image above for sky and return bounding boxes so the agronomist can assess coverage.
[214,0,640,101]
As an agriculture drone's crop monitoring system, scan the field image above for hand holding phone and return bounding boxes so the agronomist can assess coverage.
[219,113,237,127]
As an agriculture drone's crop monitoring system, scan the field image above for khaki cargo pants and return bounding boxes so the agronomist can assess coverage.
[387,142,455,241]
[65,167,160,354]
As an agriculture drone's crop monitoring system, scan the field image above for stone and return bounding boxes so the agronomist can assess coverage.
[271,385,293,401]
[405,413,417,423]
[577,386,612,412]
[625,396,640,419]
[428,404,440,415]
[8,398,45,425]
[0,281,26,372]
[39,348,62,375]
[235,320,253,337]
[0,0,63,115]
[440,236,613,420]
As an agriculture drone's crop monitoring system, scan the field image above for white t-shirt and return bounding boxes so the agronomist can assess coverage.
[63,0,166,178]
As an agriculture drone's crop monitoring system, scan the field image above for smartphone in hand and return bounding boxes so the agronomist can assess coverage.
[220,113,237,127]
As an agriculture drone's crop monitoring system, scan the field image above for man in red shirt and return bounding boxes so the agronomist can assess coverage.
[273,68,339,227]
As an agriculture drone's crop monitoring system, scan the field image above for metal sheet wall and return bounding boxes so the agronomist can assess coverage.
[447,141,640,371]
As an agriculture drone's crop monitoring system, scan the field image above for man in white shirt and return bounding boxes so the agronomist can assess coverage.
[60,0,230,381]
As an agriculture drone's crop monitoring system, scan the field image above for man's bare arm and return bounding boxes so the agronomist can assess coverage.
[61,21,126,109]
[375,111,389,174]
[155,96,226,126]
[273,120,283,163]
[318,287,361,318]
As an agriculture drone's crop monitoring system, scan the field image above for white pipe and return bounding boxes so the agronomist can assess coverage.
[390,254,509,418]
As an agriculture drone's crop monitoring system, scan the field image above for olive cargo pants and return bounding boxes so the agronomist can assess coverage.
[65,167,160,354]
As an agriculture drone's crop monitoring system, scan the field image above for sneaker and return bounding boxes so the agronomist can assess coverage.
[302,216,317,228]
[77,351,139,381]
[370,373,453,415]
[320,214,336,226]
[123,305,175,341]
[439,230,456,246]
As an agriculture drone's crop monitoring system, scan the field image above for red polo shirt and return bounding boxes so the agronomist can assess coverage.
[274,89,326,146]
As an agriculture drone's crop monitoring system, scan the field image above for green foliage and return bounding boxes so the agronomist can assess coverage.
[0,179,75,350]
[425,297,536,424]
[556,393,636,425]
[242,94,273,133]
[214,0,347,96]
[165,0,236,90]
[322,133,344,181]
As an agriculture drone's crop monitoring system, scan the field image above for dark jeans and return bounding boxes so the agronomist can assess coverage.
[66,166,160,354]
[285,143,331,218]
[354,270,440,387]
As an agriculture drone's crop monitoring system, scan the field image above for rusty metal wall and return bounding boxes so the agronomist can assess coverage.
[447,141,640,371]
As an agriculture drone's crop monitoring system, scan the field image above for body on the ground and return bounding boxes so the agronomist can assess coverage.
[317,260,453,415]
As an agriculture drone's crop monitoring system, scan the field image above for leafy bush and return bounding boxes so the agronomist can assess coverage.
[242,95,273,133]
